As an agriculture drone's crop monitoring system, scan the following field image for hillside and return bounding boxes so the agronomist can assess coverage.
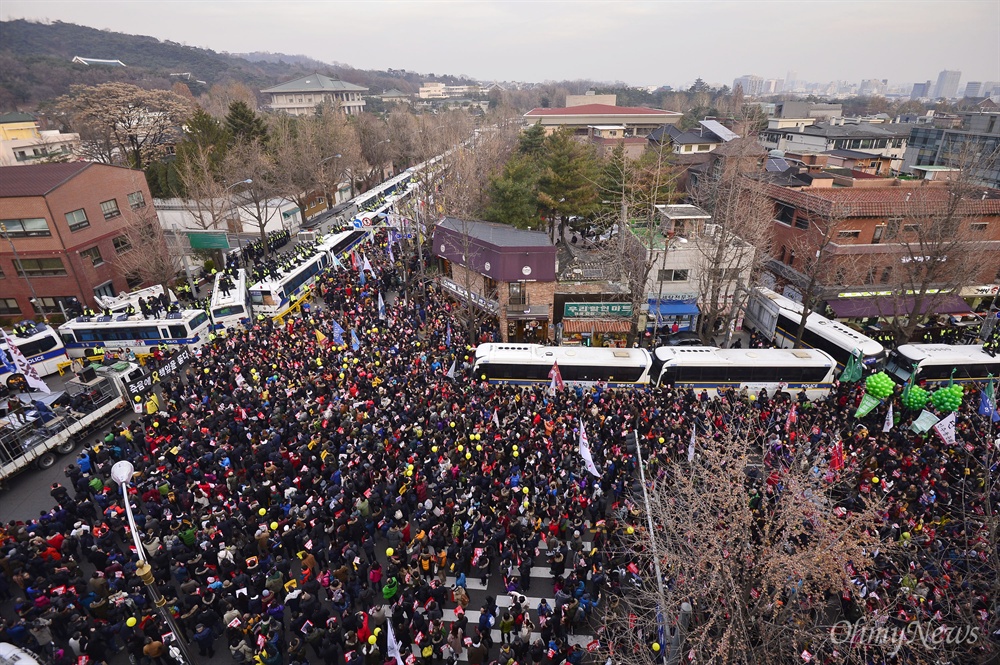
[0,20,476,110]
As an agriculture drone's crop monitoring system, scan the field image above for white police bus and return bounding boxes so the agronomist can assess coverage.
[886,344,1000,387]
[1,323,69,380]
[58,310,211,359]
[209,268,250,330]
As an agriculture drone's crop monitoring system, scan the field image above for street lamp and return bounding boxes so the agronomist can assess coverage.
[110,460,195,665]
[1,221,50,324]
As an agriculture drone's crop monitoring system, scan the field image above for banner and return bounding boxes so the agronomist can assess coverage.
[854,393,881,418]
[548,361,564,394]
[122,348,193,405]
[579,423,601,477]
[0,329,50,393]
[883,403,894,433]
[979,375,999,422]
[378,292,386,320]
[386,621,404,665]
[687,426,696,463]
[910,409,940,434]
[932,411,956,446]
[331,321,346,346]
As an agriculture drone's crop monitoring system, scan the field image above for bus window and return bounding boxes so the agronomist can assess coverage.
[19,336,59,356]
[189,312,209,330]
[168,325,188,338]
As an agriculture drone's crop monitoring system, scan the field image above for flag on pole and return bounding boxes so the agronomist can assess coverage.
[378,292,386,320]
[446,360,456,380]
[351,252,359,271]
[829,439,844,471]
[492,409,500,429]
[445,324,452,348]
[387,244,394,264]
[362,254,374,273]
[687,426,696,463]
[386,620,404,665]
[855,394,881,418]
[315,330,328,345]
[548,361,564,394]
[840,349,862,383]
[359,267,366,286]
[785,403,797,433]
[351,329,361,352]
[978,374,999,422]
[883,403,894,433]
[331,321,346,346]
[932,412,957,447]
[0,329,50,393]
[578,422,601,477]
[331,253,343,271]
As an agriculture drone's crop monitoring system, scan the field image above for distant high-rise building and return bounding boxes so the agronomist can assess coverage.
[733,74,764,97]
[964,82,983,98]
[786,70,798,89]
[910,81,933,100]
[933,70,961,99]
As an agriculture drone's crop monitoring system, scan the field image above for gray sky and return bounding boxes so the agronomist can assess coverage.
[3,0,998,89]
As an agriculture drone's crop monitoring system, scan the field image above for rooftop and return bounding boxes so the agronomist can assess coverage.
[823,148,883,160]
[0,162,93,198]
[71,56,126,67]
[524,104,681,117]
[767,121,912,139]
[262,73,368,94]
[438,217,553,248]
[656,204,712,221]
[766,183,1000,217]
[0,112,36,124]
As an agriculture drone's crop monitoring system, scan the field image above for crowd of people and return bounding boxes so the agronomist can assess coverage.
[0,228,997,665]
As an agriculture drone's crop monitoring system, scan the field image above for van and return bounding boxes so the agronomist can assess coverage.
[0,643,43,665]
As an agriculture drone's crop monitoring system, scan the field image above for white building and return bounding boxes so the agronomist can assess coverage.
[154,197,302,235]
[0,112,80,167]
[262,73,367,116]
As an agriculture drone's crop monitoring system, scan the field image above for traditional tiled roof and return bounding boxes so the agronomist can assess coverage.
[0,162,93,198]
[524,104,680,117]
[765,183,1000,217]
[0,112,36,124]
[262,73,368,94]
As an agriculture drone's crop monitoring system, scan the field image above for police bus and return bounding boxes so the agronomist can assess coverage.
[1,323,69,383]
[209,268,250,330]
[58,310,211,359]
[472,344,654,387]
[886,344,1000,387]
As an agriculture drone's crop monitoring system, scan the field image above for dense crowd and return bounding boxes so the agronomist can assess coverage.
[1,229,997,665]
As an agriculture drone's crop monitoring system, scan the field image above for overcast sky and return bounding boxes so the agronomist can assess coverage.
[3,0,998,89]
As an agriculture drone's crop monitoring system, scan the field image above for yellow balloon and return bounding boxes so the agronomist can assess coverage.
[258,508,267,516]
[270,522,278,530]
[126,617,137,627]
[204,368,210,374]
[652,643,660,652]
[465,452,472,460]
[474,434,481,441]
[339,373,345,379]
[369,635,377,645]
[343,363,349,368]
[658,437,665,444]
[476,445,482,452]
[450,422,455,428]
[512,445,518,452]
[871,477,880,484]
[431,446,438,453]
[627,526,635,535]
[386,548,394,557]
[415,342,420,347]
[134,396,142,403]
[374,628,382,636]
[481,374,486,380]
[353,358,359,364]
[457,445,464,452]
[512,451,518,457]
[375,361,380,366]
[406,469,413,477]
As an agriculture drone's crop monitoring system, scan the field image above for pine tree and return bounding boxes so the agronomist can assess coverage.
[537,129,600,238]
[484,155,540,229]
[518,123,546,157]
[225,100,268,146]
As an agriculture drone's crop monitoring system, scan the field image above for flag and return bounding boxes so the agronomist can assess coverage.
[351,329,361,352]
[359,267,366,286]
[840,349,862,383]
[315,330,328,345]
[978,375,999,422]
[785,404,797,433]
[548,361,564,392]
[0,329,50,393]
[932,412,956,447]
[829,439,844,471]
[331,253,343,271]
[910,409,939,434]
[362,254,374,273]
[386,619,404,665]
[351,252,359,271]
[387,244,395,264]
[492,409,500,429]
[446,360,456,380]
[331,321,346,346]
[445,324,452,348]
[378,292,386,320]
[687,426,696,463]
[579,422,601,477]
[883,403,894,432]
[854,394,880,418]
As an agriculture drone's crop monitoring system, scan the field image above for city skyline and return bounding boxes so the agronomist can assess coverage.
[1,0,997,91]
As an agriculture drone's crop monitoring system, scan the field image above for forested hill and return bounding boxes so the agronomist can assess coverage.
[0,19,476,110]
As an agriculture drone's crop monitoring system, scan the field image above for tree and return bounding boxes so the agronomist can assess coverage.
[518,122,546,157]
[224,100,268,146]
[483,155,540,229]
[689,132,773,344]
[536,128,601,241]
[56,82,194,169]
[606,399,885,665]
[112,176,177,293]
[221,139,281,257]
[353,112,393,191]
[387,110,421,170]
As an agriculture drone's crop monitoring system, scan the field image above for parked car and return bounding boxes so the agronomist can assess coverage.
[660,331,703,347]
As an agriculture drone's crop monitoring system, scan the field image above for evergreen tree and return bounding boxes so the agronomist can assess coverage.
[174,109,231,193]
[225,100,268,146]
[518,123,546,157]
[484,155,540,229]
[537,129,601,238]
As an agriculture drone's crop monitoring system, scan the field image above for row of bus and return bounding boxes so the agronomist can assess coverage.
[471,342,1000,397]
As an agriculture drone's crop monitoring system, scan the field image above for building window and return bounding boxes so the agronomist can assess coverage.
[127,191,146,209]
[125,273,144,289]
[80,246,104,266]
[14,258,66,276]
[775,204,796,226]
[93,281,115,299]
[1,218,51,238]
[970,223,987,232]
[886,218,900,239]
[880,266,893,284]
[0,298,20,315]
[658,269,690,282]
[903,224,918,233]
[113,235,133,254]
[508,282,526,306]
[779,246,786,262]
[32,296,75,315]
[65,208,90,232]
[100,199,121,219]
[838,230,861,239]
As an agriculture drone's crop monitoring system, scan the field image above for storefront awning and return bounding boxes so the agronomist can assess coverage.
[562,319,631,333]
[651,302,700,317]
[826,294,974,319]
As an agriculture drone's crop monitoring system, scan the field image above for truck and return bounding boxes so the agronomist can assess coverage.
[0,361,144,485]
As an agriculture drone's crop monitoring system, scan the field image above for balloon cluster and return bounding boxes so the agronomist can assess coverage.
[865,372,895,399]
[930,385,963,413]
[901,385,929,411]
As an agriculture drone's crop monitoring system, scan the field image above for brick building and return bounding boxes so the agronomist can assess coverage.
[764,181,1000,322]
[432,218,556,343]
[0,162,158,321]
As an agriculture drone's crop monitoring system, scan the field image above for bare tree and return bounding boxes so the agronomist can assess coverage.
[353,113,393,191]
[112,176,177,292]
[689,132,772,344]
[221,140,282,257]
[56,82,194,169]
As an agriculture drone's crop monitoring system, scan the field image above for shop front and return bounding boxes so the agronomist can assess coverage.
[648,296,700,334]
[558,302,633,346]
[505,305,550,343]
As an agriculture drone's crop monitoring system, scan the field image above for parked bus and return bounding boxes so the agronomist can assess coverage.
[743,287,885,371]
[57,309,211,359]
[1,323,69,383]
[209,268,250,330]
[652,346,838,398]
[886,344,1000,387]
[473,344,654,387]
